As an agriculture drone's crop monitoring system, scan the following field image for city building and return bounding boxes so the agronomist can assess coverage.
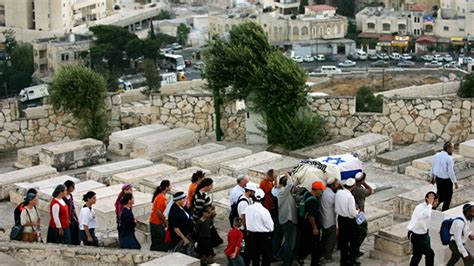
[208,5,355,56]
[32,33,92,81]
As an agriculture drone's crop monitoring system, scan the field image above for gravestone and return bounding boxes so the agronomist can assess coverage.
[459,139,474,158]
[219,151,282,177]
[16,140,71,168]
[330,133,392,161]
[140,167,211,194]
[247,156,300,179]
[111,164,178,187]
[170,174,235,194]
[190,147,252,173]
[0,165,58,200]
[375,142,437,173]
[140,253,200,266]
[163,143,226,169]
[86,158,153,183]
[109,124,169,156]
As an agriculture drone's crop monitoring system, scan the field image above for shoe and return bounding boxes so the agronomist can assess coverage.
[356,251,364,257]
[271,256,282,262]
[344,260,361,266]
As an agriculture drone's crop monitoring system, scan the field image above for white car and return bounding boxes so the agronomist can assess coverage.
[401,53,412,60]
[433,54,444,62]
[303,55,315,62]
[444,55,453,62]
[443,62,458,69]
[338,60,356,67]
[314,54,326,61]
[389,53,401,60]
[378,53,389,60]
[421,54,434,61]
[424,61,443,67]
[292,56,303,63]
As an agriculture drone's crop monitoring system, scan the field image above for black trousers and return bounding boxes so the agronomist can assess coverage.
[447,240,474,266]
[338,216,358,264]
[409,232,434,266]
[436,177,453,211]
[298,227,321,266]
[247,231,272,266]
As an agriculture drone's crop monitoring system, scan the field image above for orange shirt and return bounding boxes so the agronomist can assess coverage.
[150,193,167,225]
[259,179,275,210]
[186,183,198,208]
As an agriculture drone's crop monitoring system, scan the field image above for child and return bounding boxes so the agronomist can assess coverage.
[225,217,245,266]
[195,205,215,264]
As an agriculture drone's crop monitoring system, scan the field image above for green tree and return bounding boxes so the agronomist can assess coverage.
[176,23,190,46]
[2,29,17,55]
[142,59,161,96]
[11,43,34,74]
[334,0,356,17]
[458,74,474,98]
[356,86,383,112]
[3,43,34,93]
[49,65,108,140]
[156,9,172,20]
[298,0,308,14]
[148,21,156,40]
[347,21,358,41]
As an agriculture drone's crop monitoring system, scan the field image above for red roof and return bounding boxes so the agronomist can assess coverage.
[378,34,394,42]
[416,35,437,43]
[305,5,336,12]
[410,3,429,12]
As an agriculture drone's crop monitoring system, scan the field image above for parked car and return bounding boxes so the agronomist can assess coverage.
[314,54,326,61]
[397,61,415,68]
[355,51,368,60]
[377,53,389,60]
[421,54,434,61]
[292,56,303,63]
[464,57,474,64]
[424,61,443,67]
[389,53,401,60]
[338,60,356,67]
[303,55,315,62]
[194,61,205,70]
[321,66,342,74]
[433,54,444,62]
[171,43,183,50]
[444,55,453,62]
[347,53,360,61]
[368,54,378,60]
[401,53,412,60]
[370,60,389,67]
[443,61,458,69]
[327,55,337,62]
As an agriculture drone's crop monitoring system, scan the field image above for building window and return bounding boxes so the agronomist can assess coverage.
[293,26,299,36]
[460,28,465,31]
[398,24,406,31]
[301,26,308,35]
[382,23,390,31]
[425,25,433,32]
[367,23,375,30]
[443,26,449,31]
[414,17,420,23]
[61,53,69,61]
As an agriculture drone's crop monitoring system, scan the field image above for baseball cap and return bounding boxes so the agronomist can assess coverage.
[345,178,356,187]
[244,182,258,192]
[312,181,326,190]
[255,189,265,200]
[326,177,336,185]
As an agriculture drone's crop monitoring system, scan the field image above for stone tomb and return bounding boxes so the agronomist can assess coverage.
[330,133,392,161]
[94,191,152,233]
[10,175,79,205]
[130,128,198,161]
[219,151,282,177]
[86,158,153,184]
[374,142,437,173]
[16,140,71,168]
[364,205,393,234]
[370,221,411,263]
[39,138,107,171]
[163,143,226,169]
[0,165,58,200]
[404,153,467,181]
[111,164,178,187]
[247,156,300,179]
[170,174,236,195]
[108,124,169,156]
[140,167,211,194]
[190,147,252,173]
[38,180,106,210]
[459,139,474,158]
[73,184,124,212]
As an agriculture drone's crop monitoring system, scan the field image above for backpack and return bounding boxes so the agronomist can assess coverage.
[228,196,250,226]
[298,191,317,218]
[439,217,464,245]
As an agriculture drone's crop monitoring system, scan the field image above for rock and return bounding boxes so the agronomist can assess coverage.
[430,100,442,109]
[405,122,418,134]
[340,127,354,136]
[395,119,407,131]
[419,109,434,119]
[4,121,20,131]
[389,112,401,122]
[372,122,384,133]
[434,108,448,116]
[462,101,471,110]
[319,103,332,111]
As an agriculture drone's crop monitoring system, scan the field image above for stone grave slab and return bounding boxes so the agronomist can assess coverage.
[130,128,198,161]
[16,140,71,168]
[94,191,152,232]
[108,124,170,156]
[140,253,200,266]
[213,195,231,221]
[140,167,211,194]
[247,156,300,179]
[219,151,282,177]
[365,205,393,234]
[405,153,468,180]
[32,175,80,210]
[163,143,226,169]
[111,164,178,187]
[370,221,411,262]
[73,184,124,211]
[0,165,58,200]
[459,139,474,158]
[191,147,252,173]
[170,174,235,194]
[375,142,437,166]
[39,138,107,171]
[330,133,392,161]
[289,137,351,159]
[86,158,153,183]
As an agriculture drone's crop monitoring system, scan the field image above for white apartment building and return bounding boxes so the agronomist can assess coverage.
[433,0,474,38]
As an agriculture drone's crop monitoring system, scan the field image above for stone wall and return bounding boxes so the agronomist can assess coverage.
[310,95,473,144]
[375,81,461,97]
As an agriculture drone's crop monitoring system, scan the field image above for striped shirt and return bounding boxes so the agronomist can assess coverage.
[191,190,212,221]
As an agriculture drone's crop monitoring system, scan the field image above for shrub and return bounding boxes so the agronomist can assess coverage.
[356,86,383,112]
[458,73,474,98]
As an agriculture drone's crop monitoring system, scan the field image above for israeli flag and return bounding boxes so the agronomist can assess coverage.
[316,153,363,180]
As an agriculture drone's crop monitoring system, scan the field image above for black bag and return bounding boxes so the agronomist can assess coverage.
[228,196,249,226]
[210,225,223,247]
[10,225,23,241]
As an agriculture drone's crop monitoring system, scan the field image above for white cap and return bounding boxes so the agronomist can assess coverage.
[244,182,258,192]
[255,188,265,200]
[327,177,336,185]
[345,178,356,187]
[355,172,365,181]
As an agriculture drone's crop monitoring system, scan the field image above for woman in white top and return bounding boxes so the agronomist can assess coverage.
[79,191,98,246]
[20,192,40,242]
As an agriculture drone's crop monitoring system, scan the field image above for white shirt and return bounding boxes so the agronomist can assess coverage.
[20,206,40,233]
[79,206,97,230]
[244,202,274,233]
[52,198,66,229]
[450,215,472,258]
[237,194,252,217]
[407,202,432,234]
[335,189,358,219]
[430,151,457,183]
[229,185,245,205]
[321,188,336,229]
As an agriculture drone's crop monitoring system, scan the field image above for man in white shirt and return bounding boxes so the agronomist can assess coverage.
[335,178,359,265]
[237,182,257,228]
[320,177,339,262]
[447,203,474,266]
[244,188,274,266]
[430,142,458,211]
[407,191,437,266]
[229,175,249,205]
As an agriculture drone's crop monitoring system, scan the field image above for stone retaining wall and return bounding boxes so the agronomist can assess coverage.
[310,95,473,144]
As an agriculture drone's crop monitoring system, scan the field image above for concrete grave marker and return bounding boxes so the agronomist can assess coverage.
[191,147,252,173]
[163,143,226,169]
[170,174,236,195]
[330,133,392,161]
[219,151,282,177]
[111,164,178,187]
[0,165,58,200]
[86,158,153,183]
[140,166,211,193]
[248,156,300,179]
[459,139,474,158]
[16,140,71,168]
[109,124,169,156]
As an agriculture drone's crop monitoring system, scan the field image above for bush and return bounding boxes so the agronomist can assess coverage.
[356,86,383,112]
[458,73,474,98]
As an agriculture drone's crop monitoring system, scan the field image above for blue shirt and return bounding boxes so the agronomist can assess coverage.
[430,151,457,183]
